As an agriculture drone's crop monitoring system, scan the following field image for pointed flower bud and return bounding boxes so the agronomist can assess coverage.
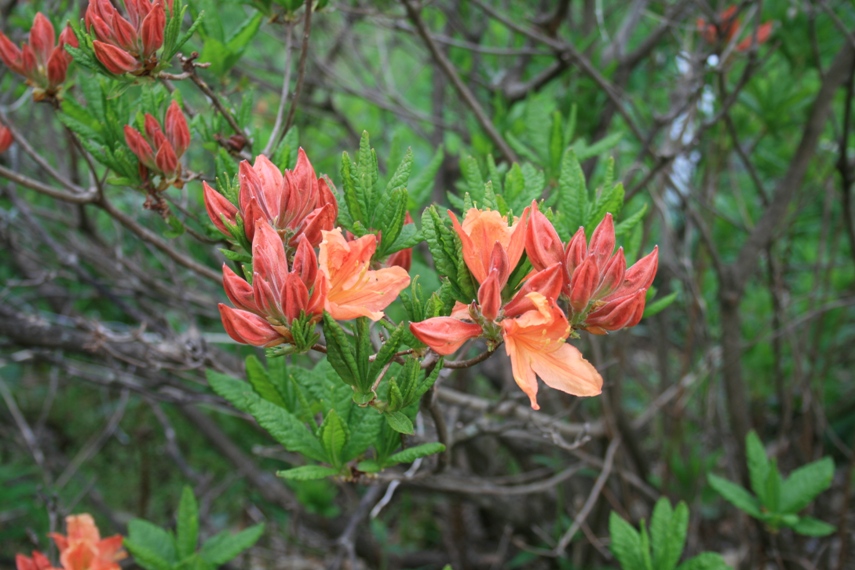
[140,1,165,57]
[525,200,564,271]
[93,40,139,74]
[568,257,599,313]
[203,182,238,235]
[29,14,56,66]
[0,125,13,153]
[478,270,502,322]
[165,100,190,157]
[409,318,484,356]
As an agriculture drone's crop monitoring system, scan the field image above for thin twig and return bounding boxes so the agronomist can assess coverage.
[263,23,295,156]
[280,4,313,143]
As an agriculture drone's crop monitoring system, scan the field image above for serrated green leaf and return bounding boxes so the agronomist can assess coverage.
[127,519,177,567]
[574,131,622,161]
[609,512,646,570]
[368,324,405,381]
[557,149,588,236]
[246,397,326,461]
[708,474,763,518]
[176,487,199,559]
[615,203,648,237]
[745,431,770,504]
[123,538,174,570]
[650,499,688,570]
[341,405,383,461]
[386,147,413,193]
[590,182,625,228]
[460,155,484,202]
[199,524,264,565]
[780,457,834,513]
[764,459,782,514]
[322,313,360,388]
[385,442,446,466]
[387,377,404,411]
[791,516,836,536]
[276,465,340,480]
[384,411,414,434]
[207,371,254,414]
[319,408,349,467]
[408,145,444,209]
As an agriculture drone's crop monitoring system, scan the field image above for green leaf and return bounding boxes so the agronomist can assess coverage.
[245,356,287,408]
[745,431,770,504]
[408,145,444,209]
[176,487,199,559]
[791,516,836,536]
[779,457,834,513]
[556,149,588,235]
[643,290,678,318]
[386,148,413,193]
[246,397,326,461]
[609,512,646,570]
[319,409,349,467]
[650,499,688,570]
[126,519,177,569]
[385,442,445,466]
[199,524,264,565]
[764,460,782,514]
[369,323,405,381]
[460,155,484,203]
[207,371,254,414]
[677,552,733,570]
[322,313,361,388]
[708,474,763,518]
[590,182,625,228]
[384,411,414,434]
[276,465,340,480]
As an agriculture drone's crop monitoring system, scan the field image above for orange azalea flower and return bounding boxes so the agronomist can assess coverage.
[49,514,126,570]
[16,552,59,570]
[319,228,410,321]
[501,292,602,410]
[697,6,773,52]
[450,207,528,284]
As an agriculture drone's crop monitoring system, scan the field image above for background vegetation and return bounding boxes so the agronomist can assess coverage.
[1,0,854,568]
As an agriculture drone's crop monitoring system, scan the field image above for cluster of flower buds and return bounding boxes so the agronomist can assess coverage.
[0,123,12,153]
[85,0,171,75]
[209,149,411,350]
[204,149,338,252]
[697,6,772,52]
[410,204,658,409]
[527,203,658,335]
[16,514,125,570]
[124,100,190,185]
[0,13,77,101]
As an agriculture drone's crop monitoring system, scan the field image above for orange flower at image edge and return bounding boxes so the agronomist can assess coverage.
[16,513,125,570]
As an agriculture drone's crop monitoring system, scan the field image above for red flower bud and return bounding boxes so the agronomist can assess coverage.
[409,317,483,356]
[111,12,139,53]
[29,14,55,66]
[222,264,255,312]
[93,40,139,74]
[219,304,282,347]
[478,270,502,322]
[291,238,319,288]
[140,1,165,57]
[165,100,190,157]
[568,256,599,313]
[736,22,772,52]
[588,213,615,271]
[21,44,37,78]
[46,49,69,88]
[203,182,238,235]
[0,125,13,153]
[525,200,564,271]
[595,247,626,299]
[283,273,310,323]
[564,227,587,278]
[0,32,25,74]
[124,125,156,168]
[585,289,647,333]
[504,263,564,318]
[154,140,178,177]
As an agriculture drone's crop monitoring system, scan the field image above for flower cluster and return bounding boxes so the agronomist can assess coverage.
[410,203,658,410]
[204,149,338,252]
[85,0,171,75]
[207,149,410,349]
[0,123,12,153]
[16,514,125,570]
[0,13,77,101]
[124,100,190,186]
[697,6,773,52]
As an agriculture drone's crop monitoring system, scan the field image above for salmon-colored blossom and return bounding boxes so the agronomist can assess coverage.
[124,100,190,184]
[320,228,410,321]
[204,149,338,252]
[450,207,528,284]
[85,0,172,76]
[16,552,59,570]
[49,513,126,570]
[525,202,658,334]
[501,292,602,409]
[0,13,77,101]
[697,6,773,52]
[219,220,326,347]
